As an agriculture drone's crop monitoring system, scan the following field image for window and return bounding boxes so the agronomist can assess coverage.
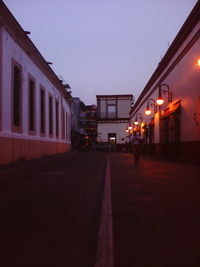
[62,108,65,139]
[28,77,35,132]
[49,95,53,136]
[12,62,22,130]
[108,105,116,113]
[55,100,59,137]
[68,114,71,141]
[160,117,169,144]
[107,105,116,118]
[108,133,116,144]
[66,112,68,140]
[40,87,45,134]
[149,122,154,145]
[0,30,2,130]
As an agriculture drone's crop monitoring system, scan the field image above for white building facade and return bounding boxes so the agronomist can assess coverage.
[97,94,133,149]
[130,1,200,164]
[0,2,71,165]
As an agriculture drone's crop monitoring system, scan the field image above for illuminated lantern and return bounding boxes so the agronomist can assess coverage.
[145,103,151,115]
[128,125,132,130]
[195,58,200,66]
[145,109,151,115]
[156,96,164,105]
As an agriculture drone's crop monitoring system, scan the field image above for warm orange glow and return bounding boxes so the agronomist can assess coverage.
[145,109,151,115]
[195,58,200,66]
[134,121,139,125]
[156,97,164,105]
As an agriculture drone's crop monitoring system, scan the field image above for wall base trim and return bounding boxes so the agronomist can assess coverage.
[0,136,71,166]
[145,140,200,165]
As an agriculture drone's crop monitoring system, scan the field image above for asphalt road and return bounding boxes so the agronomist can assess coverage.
[1,151,200,267]
[110,153,200,267]
[0,151,107,267]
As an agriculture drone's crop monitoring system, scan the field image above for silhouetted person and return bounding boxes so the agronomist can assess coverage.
[131,131,143,164]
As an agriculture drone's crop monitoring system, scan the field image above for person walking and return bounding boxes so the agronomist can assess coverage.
[131,131,143,165]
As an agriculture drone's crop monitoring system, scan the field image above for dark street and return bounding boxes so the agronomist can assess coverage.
[0,151,200,267]
[111,153,200,267]
[1,1,200,266]
[0,152,107,267]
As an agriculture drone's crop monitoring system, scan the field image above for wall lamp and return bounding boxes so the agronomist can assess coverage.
[126,124,132,132]
[145,98,157,115]
[156,83,172,105]
[133,113,143,125]
[128,125,133,131]
[195,58,200,67]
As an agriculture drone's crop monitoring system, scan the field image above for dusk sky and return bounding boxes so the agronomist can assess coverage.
[3,0,197,104]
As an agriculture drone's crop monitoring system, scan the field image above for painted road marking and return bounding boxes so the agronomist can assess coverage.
[95,156,114,267]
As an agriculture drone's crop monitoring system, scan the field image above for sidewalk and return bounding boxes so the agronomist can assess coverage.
[110,153,200,267]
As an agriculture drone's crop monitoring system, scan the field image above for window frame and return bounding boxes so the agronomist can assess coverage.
[0,28,2,131]
[55,99,59,138]
[40,85,46,136]
[106,99,117,119]
[11,58,23,133]
[48,93,53,137]
[28,73,36,135]
[62,107,65,140]
[65,111,68,141]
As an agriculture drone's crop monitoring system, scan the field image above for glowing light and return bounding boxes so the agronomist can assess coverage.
[134,121,139,125]
[156,97,164,105]
[195,58,200,66]
[145,109,151,115]
[128,126,132,130]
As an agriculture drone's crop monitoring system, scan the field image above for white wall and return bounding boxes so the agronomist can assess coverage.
[100,100,106,115]
[131,21,200,144]
[1,28,71,143]
[117,99,132,118]
[97,122,128,144]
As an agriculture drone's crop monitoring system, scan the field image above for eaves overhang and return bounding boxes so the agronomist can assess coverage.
[130,1,200,117]
[0,1,71,106]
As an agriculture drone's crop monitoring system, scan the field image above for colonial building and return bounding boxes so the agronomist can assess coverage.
[97,94,134,149]
[71,97,86,149]
[0,1,71,165]
[130,1,200,164]
[80,104,97,144]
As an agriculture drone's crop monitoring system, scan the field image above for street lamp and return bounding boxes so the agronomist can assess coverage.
[134,113,143,125]
[156,83,172,105]
[145,98,157,115]
[126,124,133,151]
[128,125,132,131]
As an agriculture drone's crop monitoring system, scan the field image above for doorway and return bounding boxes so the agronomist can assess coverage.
[108,133,116,144]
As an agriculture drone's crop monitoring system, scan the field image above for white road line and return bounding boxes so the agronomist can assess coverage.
[95,155,114,267]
